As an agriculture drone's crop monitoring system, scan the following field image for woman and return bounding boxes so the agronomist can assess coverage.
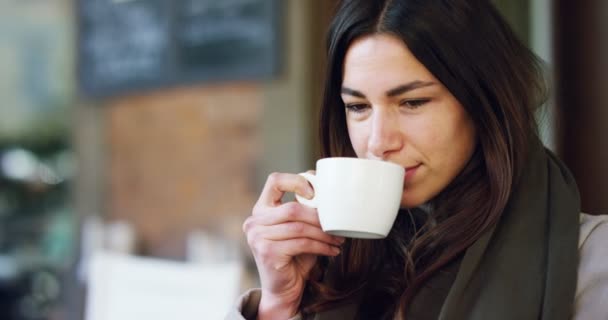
[228,0,608,319]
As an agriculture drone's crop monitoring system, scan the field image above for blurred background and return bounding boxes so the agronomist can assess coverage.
[0,0,606,319]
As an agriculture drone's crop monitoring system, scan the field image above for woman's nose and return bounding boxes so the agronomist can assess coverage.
[367,110,403,160]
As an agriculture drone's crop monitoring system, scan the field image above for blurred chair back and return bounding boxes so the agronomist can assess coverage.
[85,252,242,320]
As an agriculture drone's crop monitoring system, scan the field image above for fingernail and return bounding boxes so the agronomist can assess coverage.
[332,247,341,255]
[334,237,345,244]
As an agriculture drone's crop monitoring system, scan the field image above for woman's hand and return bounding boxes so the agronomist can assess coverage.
[243,172,344,320]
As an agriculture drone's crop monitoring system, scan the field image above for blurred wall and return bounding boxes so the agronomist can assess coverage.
[494,0,530,45]
[531,0,556,151]
[259,0,337,182]
[106,85,261,256]
[0,0,73,140]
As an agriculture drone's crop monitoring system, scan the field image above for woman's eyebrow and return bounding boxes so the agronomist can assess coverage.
[340,87,366,98]
[385,81,436,97]
[341,80,437,98]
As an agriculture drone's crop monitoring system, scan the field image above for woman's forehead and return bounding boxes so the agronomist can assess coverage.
[342,34,437,92]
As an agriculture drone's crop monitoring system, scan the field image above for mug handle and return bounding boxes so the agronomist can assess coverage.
[295,172,318,208]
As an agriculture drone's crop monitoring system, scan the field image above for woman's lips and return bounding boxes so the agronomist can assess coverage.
[404,164,421,181]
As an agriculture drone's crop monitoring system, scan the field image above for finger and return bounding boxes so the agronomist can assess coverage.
[244,203,320,234]
[257,172,314,207]
[255,222,344,246]
[251,202,321,226]
[272,238,341,268]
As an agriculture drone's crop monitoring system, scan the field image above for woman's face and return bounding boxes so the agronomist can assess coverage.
[341,34,477,208]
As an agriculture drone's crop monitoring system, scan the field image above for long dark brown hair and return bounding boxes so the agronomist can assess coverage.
[302,0,547,318]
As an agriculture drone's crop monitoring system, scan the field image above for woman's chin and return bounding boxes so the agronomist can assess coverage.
[399,194,424,209]
[399,186,438,209]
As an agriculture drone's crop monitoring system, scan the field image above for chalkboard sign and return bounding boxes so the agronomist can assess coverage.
[77,0,282,98]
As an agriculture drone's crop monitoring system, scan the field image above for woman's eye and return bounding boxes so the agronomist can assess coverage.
[345,104,369,113]
[401,99,430,109]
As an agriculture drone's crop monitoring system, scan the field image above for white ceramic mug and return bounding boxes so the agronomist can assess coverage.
[295,157,405,239]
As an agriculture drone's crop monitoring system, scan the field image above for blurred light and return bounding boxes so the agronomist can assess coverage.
[32,270,60,301]
[0,148,64,185]
[1,148,38,181]
[37,163,62,185]
[54,150,76,180]
[0,255,18,280]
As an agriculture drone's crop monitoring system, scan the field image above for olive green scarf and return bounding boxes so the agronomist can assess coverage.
[438,141,581,319]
